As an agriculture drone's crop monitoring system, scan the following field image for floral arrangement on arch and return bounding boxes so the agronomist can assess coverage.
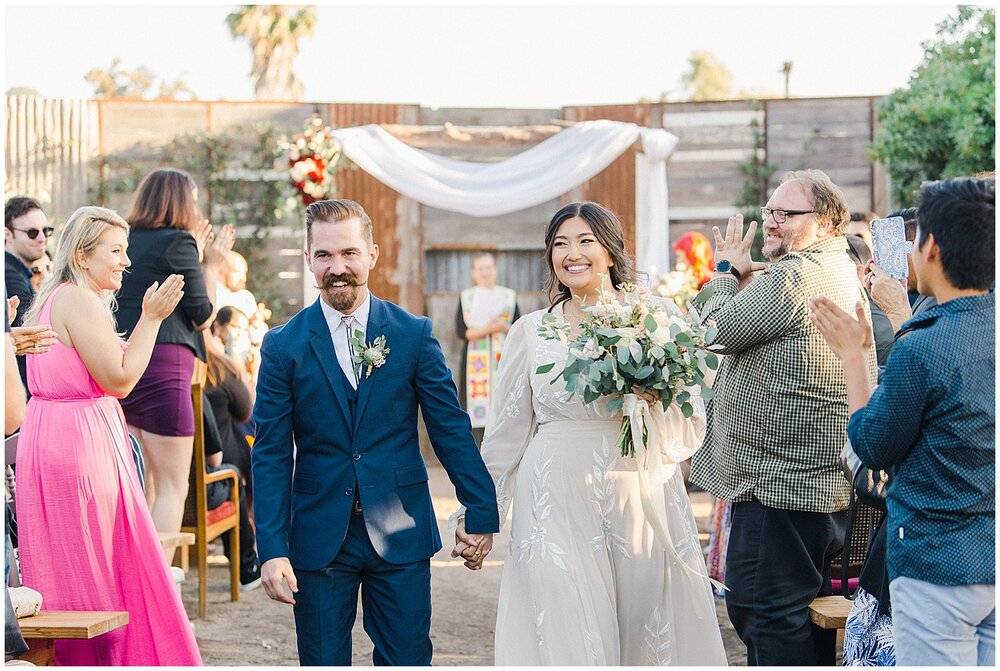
[281,115,346,206]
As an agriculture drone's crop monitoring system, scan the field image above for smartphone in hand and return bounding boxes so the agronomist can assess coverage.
[870,216,910,279]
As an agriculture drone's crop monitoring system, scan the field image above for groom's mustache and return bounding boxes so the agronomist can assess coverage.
[319,273,365,289]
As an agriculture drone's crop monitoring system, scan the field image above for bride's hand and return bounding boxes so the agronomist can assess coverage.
[630,386,658,406]
[452,518,492,571]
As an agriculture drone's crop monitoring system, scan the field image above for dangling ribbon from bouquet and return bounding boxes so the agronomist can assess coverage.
[622,393,727,593]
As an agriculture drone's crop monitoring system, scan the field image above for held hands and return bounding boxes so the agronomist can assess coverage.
[808,296,873,360]
[261,557,298,605]
[141,274,185,322]
[7,297,58,355]
[10,325,59,356]
[451,517,494,571]
[712,213,768,280]
[489,317,511,336]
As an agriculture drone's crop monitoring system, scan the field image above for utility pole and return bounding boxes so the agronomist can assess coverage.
[780,61,793,98]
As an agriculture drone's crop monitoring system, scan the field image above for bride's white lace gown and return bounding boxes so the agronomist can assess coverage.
[455,303,728,666]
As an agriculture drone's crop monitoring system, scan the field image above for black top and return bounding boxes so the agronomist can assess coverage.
[5,250,35,391]
[114,228,213,361]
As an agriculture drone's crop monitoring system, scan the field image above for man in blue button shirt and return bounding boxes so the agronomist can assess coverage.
[809,176,994,666]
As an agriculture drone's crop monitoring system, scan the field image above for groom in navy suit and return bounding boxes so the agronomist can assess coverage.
[252,199,499,665]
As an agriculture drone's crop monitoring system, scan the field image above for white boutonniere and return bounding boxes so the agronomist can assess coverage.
[349,330,391,379]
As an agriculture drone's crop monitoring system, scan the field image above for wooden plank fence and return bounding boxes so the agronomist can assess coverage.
[5,96,97,226]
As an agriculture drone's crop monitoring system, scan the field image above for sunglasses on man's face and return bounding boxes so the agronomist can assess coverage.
[11,226,54,240]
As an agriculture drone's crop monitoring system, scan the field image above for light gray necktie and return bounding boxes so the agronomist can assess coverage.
[342,315,359,387]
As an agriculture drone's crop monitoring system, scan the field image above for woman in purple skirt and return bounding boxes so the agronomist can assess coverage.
[114,168,234,542]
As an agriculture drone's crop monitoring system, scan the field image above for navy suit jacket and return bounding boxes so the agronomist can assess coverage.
[252,295,499,570]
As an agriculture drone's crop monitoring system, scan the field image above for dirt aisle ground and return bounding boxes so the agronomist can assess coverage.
[187,464,747,665]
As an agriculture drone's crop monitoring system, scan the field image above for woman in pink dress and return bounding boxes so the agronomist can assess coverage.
[16,206,202,665]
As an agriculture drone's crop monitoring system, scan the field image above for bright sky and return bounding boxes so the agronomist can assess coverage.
[4,2,963,108]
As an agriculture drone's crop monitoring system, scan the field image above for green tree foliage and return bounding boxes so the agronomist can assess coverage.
[84,58,196,100]
[6,87,41,97]
[681,51,734,101]
[872,6,995,205]
[227,5,316,100]
[734,101,775,262]
[161,124,298,322]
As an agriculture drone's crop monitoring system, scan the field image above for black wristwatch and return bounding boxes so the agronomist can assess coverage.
[715,260,742,281]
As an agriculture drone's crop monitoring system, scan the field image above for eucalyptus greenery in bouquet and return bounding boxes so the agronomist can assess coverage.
[536,279,719,457]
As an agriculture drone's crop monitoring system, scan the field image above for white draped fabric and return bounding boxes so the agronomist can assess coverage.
[330,120,679,277]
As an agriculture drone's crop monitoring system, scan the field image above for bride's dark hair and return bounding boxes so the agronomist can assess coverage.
[543,201,637,307]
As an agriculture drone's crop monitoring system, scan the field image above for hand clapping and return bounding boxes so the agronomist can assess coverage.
[808,297,873,359]
[141,274,185,322]
[204,223,236,269]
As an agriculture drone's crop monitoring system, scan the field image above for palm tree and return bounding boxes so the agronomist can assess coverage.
[226,5,316,101]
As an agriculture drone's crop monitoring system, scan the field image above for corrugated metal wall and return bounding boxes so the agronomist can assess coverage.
[327,103,421,309]
[6,95,889,319]
[562,103,657,257]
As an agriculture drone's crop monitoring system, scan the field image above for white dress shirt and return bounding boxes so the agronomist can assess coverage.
[318,291,371,389]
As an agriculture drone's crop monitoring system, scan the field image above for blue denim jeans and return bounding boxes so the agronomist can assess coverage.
[891,576,995,666]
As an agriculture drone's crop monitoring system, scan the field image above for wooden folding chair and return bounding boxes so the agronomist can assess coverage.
[178,360,240,619]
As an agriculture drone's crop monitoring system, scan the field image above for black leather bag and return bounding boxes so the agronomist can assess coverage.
[837,440,890,599]
[839,440,890,512]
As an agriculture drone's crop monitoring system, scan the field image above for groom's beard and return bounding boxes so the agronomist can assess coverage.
[318,272,366,311]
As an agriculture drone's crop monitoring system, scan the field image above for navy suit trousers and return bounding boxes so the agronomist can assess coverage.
[292,510,432,666]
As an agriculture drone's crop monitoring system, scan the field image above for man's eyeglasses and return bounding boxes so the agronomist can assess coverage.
[10,226,54,240]
[760,207,817,224]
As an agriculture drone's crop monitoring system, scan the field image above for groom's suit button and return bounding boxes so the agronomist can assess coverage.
[345,487,354,496]
[352,453,361,461]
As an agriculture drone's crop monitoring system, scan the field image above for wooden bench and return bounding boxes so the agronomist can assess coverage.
[159,530,196,570]
[12,610,129,666]
[809,595,853,629]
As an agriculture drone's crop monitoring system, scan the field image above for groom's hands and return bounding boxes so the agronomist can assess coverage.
[451,517,494,571]
[261,557,298,604]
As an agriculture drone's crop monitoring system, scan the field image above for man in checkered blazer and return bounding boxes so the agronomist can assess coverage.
[690,170,877,665]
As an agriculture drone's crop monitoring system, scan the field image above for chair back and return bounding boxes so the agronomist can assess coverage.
[179,358,241,618]
[182,360,209,530]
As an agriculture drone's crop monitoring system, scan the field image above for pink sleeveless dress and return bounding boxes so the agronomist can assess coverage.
[15,283,202,666]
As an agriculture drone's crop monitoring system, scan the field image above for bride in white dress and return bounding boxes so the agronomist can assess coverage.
[452,202,728,666]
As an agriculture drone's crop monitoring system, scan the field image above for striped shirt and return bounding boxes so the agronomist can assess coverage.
[690,236,878,513]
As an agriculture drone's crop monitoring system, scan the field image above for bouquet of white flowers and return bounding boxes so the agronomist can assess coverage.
[536,280,719,458]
